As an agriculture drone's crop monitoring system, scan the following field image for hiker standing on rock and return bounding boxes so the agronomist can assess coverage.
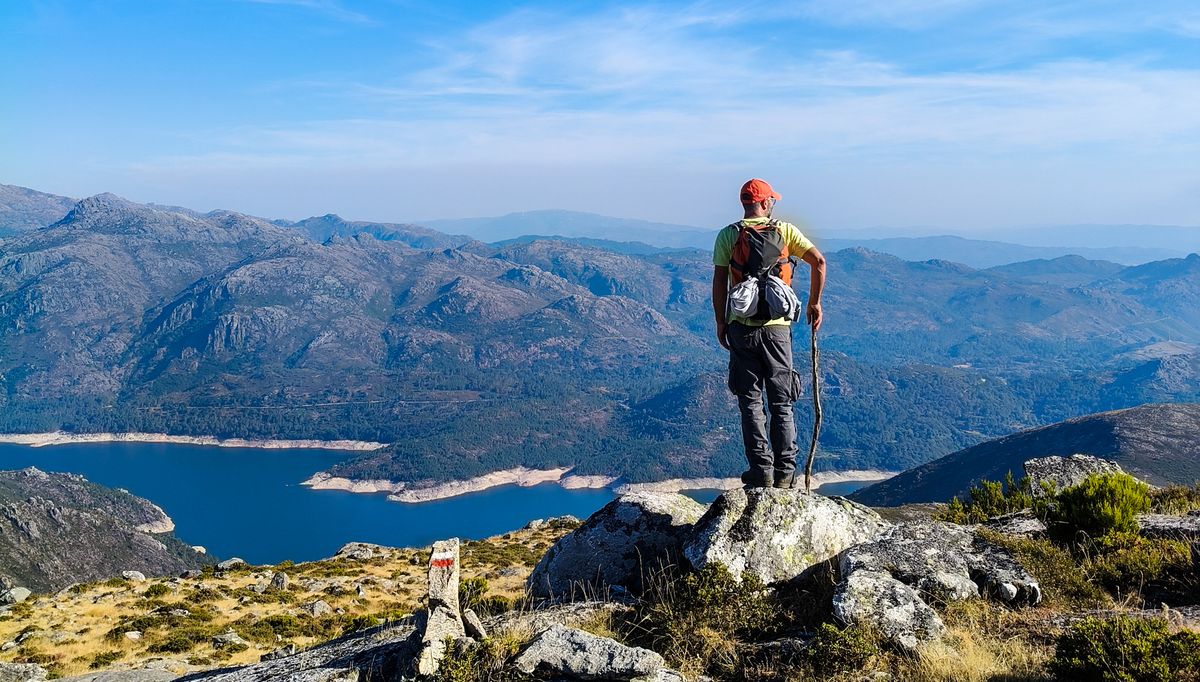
[712,179,826,489]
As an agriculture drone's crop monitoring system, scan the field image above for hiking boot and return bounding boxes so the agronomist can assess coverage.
[773,473,797,489]
[740,470,771,489]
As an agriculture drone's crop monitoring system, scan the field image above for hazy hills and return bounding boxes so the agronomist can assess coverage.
[0,184,76,235]
[850,403,1200,506]
[2,183,1200,484]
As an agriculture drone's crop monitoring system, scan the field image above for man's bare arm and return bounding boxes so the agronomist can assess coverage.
[801,247,826,331]
[712,265,730,350]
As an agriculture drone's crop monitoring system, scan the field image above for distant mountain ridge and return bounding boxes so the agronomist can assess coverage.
[849,403,1200,506]
[0,184,76,234]
[3,184,1200,486]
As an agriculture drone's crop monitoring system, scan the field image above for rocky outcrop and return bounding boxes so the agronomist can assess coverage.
[834,522,1041,650]
[1137,511,1200,540]
[684,488,889,584]
[845,523,1041,605]
[832,570,945,653]
[528,492,705,600]
[511,624,668,680]
[0,468,207,593]
[1023,454,1127,495]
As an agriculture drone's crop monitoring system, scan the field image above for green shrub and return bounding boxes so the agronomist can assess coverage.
[938,471,1051,524]
[801,623,878,677]
[1051,615,1200,681]
[89,650,123,669]
[631,563,773,677]
[1087,533,1194,596]
[143,583,172,598]
[1051,472,1151,538]
[459,577,489,612]
[1149,484,1200,515]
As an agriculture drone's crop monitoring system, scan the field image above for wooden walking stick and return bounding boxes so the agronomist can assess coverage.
[803,326,823,492]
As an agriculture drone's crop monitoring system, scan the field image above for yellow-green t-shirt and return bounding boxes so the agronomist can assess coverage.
[713,217,814,327]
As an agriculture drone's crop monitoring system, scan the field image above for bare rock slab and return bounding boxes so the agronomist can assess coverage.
[528,492,705,600]
[684,488,889,584]
[177,623,420,681]
[512,624,664,680]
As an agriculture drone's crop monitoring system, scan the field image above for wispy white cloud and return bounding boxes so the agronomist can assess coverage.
[121,2,1200,227]
[235,0,373,25]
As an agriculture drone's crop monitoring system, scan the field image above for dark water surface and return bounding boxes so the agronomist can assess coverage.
[0,441,873,565]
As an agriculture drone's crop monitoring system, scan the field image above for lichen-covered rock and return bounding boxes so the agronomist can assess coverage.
[1137,511,1200,541]
[833,522,1042,651]
[300,599,333,617]
[335,542,391,561]
[684,488,889,584]
[832,569,945,653]
[213,629,248,649]
[983,509,1047,538]
[511,624,664,680]
[0,662,48,682]
[528,493,705,600]
[840,522,1041,607]
[1023,454,1127,496]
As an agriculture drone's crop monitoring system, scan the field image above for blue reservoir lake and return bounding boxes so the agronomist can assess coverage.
[0,440,871,565]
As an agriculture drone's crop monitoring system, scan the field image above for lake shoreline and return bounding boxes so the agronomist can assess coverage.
[303,466,896,504]
[0,431,387,452]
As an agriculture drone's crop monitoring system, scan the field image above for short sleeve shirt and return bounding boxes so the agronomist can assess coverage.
[713,217,815,327]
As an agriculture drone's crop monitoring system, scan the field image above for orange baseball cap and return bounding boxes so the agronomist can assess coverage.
[740,178,781,204]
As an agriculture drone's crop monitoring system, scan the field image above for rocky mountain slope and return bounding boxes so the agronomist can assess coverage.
[850,403,1200,506]
[0,467,207,593]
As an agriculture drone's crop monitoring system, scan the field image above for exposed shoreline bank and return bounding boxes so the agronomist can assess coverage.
[0,431,387,452]
[303,466,896,504]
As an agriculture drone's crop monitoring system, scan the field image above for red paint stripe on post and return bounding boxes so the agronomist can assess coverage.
[431,558,454,568]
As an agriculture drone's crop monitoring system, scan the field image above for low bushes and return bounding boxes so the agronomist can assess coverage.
[1051,615,1200,682]
[1087,532,1194,597]
[1050,472,1151,538]
[975,530,1109,610]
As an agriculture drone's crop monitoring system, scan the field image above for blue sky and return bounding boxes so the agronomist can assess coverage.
[2,0,1198,231]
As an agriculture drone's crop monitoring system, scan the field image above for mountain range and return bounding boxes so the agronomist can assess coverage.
[2,183,1200,486]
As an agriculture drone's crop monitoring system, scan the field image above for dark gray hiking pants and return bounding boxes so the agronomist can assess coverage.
[727,322,801,486]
